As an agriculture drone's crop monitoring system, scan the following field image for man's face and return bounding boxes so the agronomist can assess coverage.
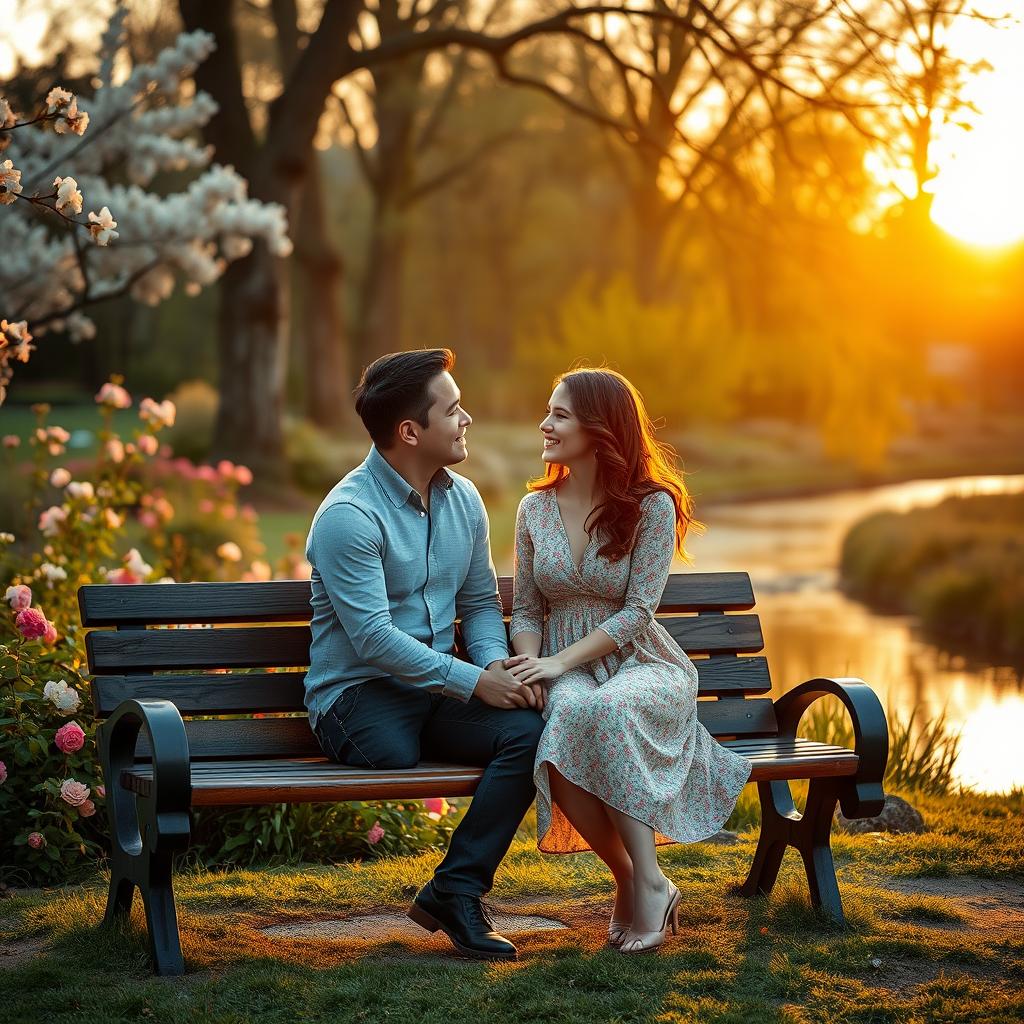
[416,371,472,467]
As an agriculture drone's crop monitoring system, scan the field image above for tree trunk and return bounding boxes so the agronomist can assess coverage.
[355,198,407,366]
[296,155,351,427]
[213,241,290,481]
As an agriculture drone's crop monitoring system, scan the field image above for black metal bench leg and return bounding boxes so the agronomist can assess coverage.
[142,856,184,976]
[739,778,845,924]
[739,780,798,899]
[795,778,844,924]
[104,872,135,923]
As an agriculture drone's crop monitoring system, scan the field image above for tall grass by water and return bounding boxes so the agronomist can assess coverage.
[840,492,1024,664]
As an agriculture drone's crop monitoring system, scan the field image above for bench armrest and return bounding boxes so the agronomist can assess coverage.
[773,677,888,819]
[98,699,192,855]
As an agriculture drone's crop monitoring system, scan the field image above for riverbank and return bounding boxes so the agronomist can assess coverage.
[840,493,1024,665]
[2,786,1021,1022]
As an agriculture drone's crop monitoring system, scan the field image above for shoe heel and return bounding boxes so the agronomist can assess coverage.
[670,903,679,936]
[407,903,441,933]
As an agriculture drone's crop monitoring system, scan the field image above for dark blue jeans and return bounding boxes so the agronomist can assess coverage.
[313,677,545,896]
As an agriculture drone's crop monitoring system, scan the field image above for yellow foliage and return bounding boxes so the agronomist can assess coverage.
[513,272,746,427]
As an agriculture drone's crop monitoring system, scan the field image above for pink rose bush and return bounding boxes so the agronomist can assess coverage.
[2,380,453,880]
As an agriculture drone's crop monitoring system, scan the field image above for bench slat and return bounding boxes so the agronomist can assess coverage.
[86,614,764,673]
[79,572,757,627]
[121,739,858,805]
[496,573,756,614]
[91,657,772,717]
[131,697,778,760]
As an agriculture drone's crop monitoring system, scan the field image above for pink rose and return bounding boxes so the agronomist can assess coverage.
[367,821,385,845]
[96,381,132,409]
[54,721,86,753]
[217,459,236,479]
[5,583,32,611]
[0,760,6,784]
[423,797,450,818]
[15,607,48,639]
[42,621,58,645]
[59,778,90,807]
[78,799,96,817]
[27,832,45,850]
[106,567,141,585]
[137,434,159,456]
[96,785,106,798]
[234,465,253,486]
[2,434,20,448]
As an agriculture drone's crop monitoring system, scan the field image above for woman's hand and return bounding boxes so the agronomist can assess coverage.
[508,655,567,685]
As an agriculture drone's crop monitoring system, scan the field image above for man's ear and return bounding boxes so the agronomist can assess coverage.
[396,419,420,447]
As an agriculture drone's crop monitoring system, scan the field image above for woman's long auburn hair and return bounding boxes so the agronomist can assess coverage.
[528,367,703,562]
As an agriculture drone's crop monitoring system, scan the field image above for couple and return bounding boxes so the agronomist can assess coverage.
[303,348,751,960]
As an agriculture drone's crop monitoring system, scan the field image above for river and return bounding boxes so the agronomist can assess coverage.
[688,474,1024,794]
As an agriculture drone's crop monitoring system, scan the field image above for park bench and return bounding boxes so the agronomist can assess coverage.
[79,571,888,976]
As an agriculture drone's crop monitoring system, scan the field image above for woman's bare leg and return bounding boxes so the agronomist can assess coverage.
[604,805,673,942]
[546,764,634,927]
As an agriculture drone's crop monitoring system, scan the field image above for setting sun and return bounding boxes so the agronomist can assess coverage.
[929,14,1024,248]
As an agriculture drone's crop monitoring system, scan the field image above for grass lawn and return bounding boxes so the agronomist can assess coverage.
[2,788,1021,1023]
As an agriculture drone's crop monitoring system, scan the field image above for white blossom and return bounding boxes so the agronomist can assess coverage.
[0,17,291,403]
[43,679,81,713]
[66,481,95,500]
[54,176,83,215]
[39,562,68,583]
[45,87,74,113]
[87,206,118,246]
[0,158,21,204]
[124,548,153,578]
[138,397,176,428]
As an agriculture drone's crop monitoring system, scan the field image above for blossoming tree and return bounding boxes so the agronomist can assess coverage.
[0,8,292,405]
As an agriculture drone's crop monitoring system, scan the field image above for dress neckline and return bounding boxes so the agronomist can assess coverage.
[551,488,593,575]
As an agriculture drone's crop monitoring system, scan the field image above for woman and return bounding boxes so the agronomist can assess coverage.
[509,367,752,954]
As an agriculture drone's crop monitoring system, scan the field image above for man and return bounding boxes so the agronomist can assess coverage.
[304,347,545,961]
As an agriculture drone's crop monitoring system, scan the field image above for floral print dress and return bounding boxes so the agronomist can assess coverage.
[511,487,753,853]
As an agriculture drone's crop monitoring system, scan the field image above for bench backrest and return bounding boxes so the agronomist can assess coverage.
[79,572,776,761]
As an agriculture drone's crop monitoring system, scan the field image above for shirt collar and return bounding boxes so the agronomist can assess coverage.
[365,445,453,509]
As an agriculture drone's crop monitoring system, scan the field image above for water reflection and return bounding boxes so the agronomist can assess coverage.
[688,474,1024,793]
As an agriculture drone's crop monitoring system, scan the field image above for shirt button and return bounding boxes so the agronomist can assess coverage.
[420,511,426,517]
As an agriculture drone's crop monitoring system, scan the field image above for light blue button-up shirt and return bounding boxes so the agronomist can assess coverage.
[303,445,511,728]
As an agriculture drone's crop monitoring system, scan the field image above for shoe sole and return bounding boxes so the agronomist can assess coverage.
[407,903,518,961]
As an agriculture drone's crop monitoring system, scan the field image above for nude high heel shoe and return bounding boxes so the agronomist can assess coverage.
[618,883,680,955]
[607,918,631,947]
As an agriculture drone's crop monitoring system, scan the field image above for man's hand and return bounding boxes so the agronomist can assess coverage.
[503,654,544,711]
[508,655,566,686]
[475,660,537,710]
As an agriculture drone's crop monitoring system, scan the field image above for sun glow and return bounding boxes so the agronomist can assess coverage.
[928,15,1024,249]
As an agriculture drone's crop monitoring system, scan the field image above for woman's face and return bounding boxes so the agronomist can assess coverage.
[540,381,592,465]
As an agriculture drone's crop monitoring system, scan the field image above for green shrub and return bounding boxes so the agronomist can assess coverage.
[163,379,218,463]
[840,493,1024,662]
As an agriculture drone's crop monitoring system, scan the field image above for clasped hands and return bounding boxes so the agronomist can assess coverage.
[477,653,566,711]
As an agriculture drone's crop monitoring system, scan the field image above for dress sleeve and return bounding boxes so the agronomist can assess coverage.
[596,490,676,650]
[510,495,546,639]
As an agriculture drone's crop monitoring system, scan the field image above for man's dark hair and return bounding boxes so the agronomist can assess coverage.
[354,348,455,448]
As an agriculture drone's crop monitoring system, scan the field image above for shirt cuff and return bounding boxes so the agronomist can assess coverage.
[475,643,512,670]
[442,656,483,702]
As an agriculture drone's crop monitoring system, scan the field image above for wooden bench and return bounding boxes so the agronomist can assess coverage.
[79,571,888,976]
